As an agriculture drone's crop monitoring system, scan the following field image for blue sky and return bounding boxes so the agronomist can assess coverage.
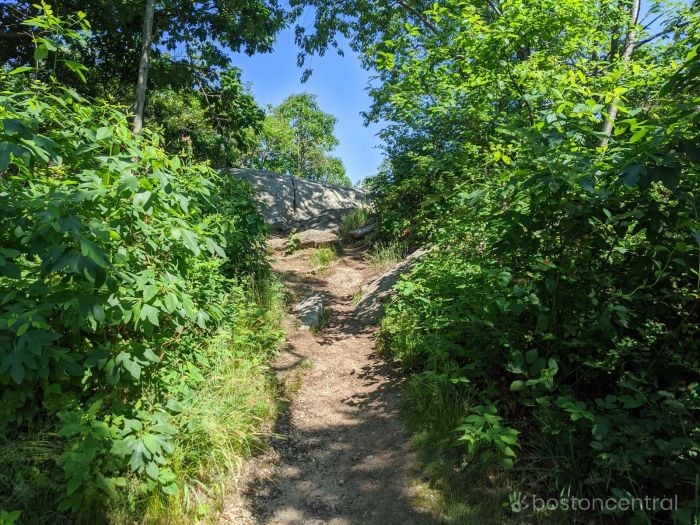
[229,27,385,185]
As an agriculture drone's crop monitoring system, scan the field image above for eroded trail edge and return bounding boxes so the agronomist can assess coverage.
[220,244,436,525]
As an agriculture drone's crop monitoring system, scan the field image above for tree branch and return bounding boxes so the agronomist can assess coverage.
[484,0,502,17]
[0,31,32,40]
[393,0,439,35]
[599,0,641,148]
[636,21,689,48]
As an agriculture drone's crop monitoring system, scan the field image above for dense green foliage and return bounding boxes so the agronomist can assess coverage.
[4,0,699,522]
[1,0,281,166]
[146,67,265,168]
[0,6,282,522]
[1,0,284,92]
[246,93,351,186]
[297,0,700,521]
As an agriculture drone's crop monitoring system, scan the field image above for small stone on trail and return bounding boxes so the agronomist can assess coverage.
[296,293,325,329]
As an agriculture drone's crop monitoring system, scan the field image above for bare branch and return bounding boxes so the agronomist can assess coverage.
[637,21,689,48]
[642,13,664,30]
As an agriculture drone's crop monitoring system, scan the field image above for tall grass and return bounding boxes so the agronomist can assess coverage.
[398,367,516,524]
[113,277,286,523]
[367,241,409,271]
[339,208,370,238]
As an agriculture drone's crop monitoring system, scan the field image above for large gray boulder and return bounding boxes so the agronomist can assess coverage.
[230,168,369,231]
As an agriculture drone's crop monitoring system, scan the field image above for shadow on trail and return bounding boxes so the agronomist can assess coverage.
[240,241,436,525]
[245,347,434,525]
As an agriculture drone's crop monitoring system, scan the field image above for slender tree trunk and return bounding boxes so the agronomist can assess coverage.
[133,0,155,134]
[599,0,641,147]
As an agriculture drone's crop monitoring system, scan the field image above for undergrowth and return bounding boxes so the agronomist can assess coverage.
[339,208,370,238]
[116,277,285,523]
[310,246,337,273]
[373,6,700,523]
[0,7,285,523]
[367,241,409,271]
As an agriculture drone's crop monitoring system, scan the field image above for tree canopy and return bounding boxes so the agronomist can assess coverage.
[247,92,351,186]
[1,0,286,165]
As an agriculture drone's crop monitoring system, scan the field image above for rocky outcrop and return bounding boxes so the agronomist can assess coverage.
[230,168,369,231]
[355,248,428,325]
[348,223,376,239]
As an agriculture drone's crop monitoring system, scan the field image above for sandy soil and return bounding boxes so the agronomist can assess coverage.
[219,244,437,525]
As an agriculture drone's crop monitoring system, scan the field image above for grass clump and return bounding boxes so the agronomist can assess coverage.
[367,241,409,271]
[310,247,337,273]
[399,372,516,525]
[339,208,370,238]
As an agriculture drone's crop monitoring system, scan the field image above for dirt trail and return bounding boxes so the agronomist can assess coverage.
[220,244,436,525]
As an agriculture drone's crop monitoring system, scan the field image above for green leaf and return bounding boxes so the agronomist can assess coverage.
[181,229,201,255]
[164,293,179,312]
[66,474,83,496]
[9,66,33,75]
[143,347,159,362]
[95,127,112,141]
[161,483,179,496]
[80,239,108,268]
[146,461,159,480]
[629,128,648,143]
[525,349,538,365]
[143,434,161,455]
[140,304,160,327]
[129,440,151,471]
[510,380,526,391]
[158,468,177,485]
[133,190,153,210]
[64,60,87,82]
[117,352,142,380]
[166,399,184,413]
[34,44,49,61]
[0,142,26,171]
[143,285,160,302]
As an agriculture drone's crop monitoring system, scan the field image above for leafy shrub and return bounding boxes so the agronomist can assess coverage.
[284,230,300,255]
[377,13,700,524]
[0,6,279,521]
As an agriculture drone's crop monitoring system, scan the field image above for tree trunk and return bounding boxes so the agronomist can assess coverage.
[133,0,155,134]
[599,0,641,148]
